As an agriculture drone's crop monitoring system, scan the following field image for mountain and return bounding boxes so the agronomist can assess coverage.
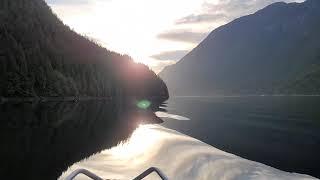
[0,0,168,102]
[159,0,320,96]
[280,60,320,94]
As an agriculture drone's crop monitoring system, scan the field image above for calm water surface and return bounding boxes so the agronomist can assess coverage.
[162,96,320,178]
[1,96,320,179]
[0,100,162,179]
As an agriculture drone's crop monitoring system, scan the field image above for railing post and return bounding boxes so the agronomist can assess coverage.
[65,169,104,180]
[133,167,168,180]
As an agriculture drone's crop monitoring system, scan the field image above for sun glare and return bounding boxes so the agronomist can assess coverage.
[109,125,161,161]
[49,0,203,72]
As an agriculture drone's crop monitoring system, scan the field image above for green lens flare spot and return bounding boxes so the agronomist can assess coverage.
[137,100,151,110]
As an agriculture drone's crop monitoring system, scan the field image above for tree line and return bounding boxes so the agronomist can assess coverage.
[0,0,168,102]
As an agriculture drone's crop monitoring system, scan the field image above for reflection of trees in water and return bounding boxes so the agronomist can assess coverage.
[0,101,163,180]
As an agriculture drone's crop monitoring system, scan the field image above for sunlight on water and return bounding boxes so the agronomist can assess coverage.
[60,125,317,180]
[109,125,162,161]
[155,112,190,121]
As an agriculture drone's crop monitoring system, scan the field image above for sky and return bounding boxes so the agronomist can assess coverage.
[46,0,305,73]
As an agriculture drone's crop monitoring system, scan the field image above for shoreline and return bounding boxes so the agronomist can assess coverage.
[0,96,113,103]
[0,96,168,105]
[173,94,320,98]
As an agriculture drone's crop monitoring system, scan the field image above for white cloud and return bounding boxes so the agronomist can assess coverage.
[151,50,189,61]
[175,0,306,25]
[175,13,228,25]
[157,30,208,44]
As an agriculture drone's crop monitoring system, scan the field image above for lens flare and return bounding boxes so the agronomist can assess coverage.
[136,100,152,110]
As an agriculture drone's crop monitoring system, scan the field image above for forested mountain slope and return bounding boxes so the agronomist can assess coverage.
[160,0,320,96]
[280,56,320,94]
[0,0,168,102]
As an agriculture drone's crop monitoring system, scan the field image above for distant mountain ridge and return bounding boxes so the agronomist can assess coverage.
[0,0,168,102]
[159,0,320,96]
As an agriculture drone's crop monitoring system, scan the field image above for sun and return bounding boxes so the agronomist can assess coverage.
[49,0,203,72]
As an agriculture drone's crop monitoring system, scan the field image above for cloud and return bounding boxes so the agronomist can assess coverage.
[150,50,189,61]
[175,13,228,25]
[161,1,304,44]
[157,30,207,44]
[175,0,305,25]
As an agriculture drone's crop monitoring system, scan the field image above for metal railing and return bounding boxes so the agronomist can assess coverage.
[65,167,168,180]
[65,169,103,180]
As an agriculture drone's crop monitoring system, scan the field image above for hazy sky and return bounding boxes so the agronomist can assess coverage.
[46,0,304,73]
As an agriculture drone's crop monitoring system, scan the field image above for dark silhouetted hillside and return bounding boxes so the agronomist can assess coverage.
[159,0,320,96]
[0,0,168,102]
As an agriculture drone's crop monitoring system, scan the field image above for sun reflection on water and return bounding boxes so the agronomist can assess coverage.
[59,124,316,180]
[109,125,162,161]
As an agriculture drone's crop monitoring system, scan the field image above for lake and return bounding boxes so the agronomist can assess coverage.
[1,96,319,179]
[0,100,162,180]
[161,96,320,178]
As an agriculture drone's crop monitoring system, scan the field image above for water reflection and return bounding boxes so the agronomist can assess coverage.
[156,112,190,121]
[1,98,318,180]
[0,101,163,180]
[60,125,316,180]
